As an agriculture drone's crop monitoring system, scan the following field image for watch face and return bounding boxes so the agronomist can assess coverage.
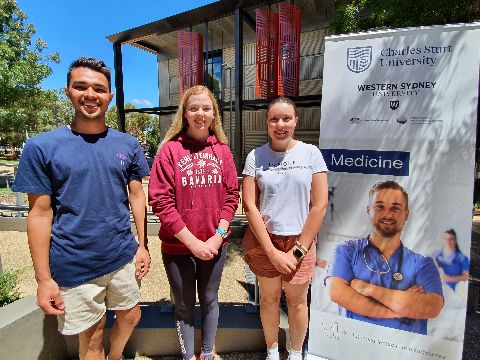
[293,247,304,259]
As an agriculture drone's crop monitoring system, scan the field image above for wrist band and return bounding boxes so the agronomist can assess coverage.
[292,245,307,260]
[295,241,309,254]
[215,228,228,238]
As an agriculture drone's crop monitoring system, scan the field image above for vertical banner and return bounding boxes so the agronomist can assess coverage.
[308,23,480,360]
[256,8,279,98]
[278,2,301,96]
[178,31,204,97]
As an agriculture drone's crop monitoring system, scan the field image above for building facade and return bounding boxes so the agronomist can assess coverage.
[107,0,335,170]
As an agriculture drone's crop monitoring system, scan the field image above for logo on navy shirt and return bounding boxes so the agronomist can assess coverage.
[116,152,127,166]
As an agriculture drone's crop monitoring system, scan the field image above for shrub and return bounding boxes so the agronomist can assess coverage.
[0,270,21,307]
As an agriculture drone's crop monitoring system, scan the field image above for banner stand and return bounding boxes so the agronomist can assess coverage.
[308,22,480,360]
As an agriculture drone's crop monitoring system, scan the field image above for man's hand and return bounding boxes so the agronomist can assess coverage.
[327,276,401,319]
[350,278,442,319]
[268,248,297,274]
[351,280,426,297]
[406,285,425,293]
[350,279,370,296]
[135,245,151,279]
[37,278,64,315]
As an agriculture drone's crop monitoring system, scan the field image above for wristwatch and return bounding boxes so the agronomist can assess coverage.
[292,241,308,260]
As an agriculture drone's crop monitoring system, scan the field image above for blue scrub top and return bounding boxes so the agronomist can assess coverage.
[327,237,443,335]
[433,250,469,290]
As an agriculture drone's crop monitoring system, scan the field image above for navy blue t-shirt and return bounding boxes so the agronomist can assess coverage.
[13,126,150,287]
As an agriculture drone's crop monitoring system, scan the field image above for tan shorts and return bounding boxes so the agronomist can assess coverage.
[243,226,316,285]
[58,258,140,335]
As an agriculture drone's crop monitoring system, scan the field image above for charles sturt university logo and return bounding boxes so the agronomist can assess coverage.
[347,46,372,73]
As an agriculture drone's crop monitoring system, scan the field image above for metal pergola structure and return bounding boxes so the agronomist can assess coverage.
[106,0,334,169]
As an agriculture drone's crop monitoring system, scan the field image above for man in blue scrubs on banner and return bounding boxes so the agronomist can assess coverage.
[326,181,444,335]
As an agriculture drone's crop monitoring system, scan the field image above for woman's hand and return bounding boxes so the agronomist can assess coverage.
[188,238,218,261]
[175,227,217,261]
[206,232,223,252]
[267,248,297,274]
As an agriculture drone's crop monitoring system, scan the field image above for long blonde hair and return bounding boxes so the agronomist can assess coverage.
[158,85,228,151]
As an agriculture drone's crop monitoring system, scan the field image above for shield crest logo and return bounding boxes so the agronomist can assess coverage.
[347,46,372,73]
[390,100,400,110]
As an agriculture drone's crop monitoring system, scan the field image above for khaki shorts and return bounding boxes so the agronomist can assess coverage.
[58,258,140,335]
[243,226,316,285]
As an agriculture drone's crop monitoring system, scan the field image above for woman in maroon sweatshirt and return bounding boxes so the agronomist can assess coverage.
[148,85,239,360]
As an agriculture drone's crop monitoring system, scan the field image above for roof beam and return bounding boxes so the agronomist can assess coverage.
[243,11,256,30]
[113,43,126,133]
[106,0,272,44]
[135,40,161,54]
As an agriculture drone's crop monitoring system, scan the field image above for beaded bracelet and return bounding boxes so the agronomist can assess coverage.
[215,228,228,238]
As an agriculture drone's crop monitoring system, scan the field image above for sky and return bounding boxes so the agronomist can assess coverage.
[18,0,216,108]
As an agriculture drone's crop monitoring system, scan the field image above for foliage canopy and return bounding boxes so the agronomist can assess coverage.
[106,104,160,157]
[333,0,480,34]
[0,0,59,152]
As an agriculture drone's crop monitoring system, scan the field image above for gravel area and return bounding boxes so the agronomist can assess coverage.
[0,231,250,304]
[0,230,269,359]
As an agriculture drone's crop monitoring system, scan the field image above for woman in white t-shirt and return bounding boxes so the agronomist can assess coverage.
[242,97,328,360]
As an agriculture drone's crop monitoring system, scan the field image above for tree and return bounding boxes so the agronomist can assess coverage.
[145,119,161,157]
[332,0,480,34]
[43,89,74,127]
[105,103,161,157]
[0,0,59,156]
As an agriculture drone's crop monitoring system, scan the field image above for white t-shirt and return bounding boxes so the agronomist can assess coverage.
[242,141,328,235]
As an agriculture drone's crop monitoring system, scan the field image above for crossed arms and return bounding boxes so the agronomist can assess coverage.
[326,276,443,319]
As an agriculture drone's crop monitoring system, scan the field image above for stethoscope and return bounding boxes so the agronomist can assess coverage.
[363,236,404,283]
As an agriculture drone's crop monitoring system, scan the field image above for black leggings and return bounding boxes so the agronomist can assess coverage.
[162,245,227,360]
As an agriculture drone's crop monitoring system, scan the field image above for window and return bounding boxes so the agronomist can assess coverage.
[205,49,223,98]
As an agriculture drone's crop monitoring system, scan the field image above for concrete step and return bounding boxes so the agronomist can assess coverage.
[1,297,288,359]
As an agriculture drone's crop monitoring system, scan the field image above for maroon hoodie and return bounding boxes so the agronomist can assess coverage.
[148,132,239,255]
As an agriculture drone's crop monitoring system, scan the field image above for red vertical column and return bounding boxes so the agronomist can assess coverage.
[178,31,204,98]
[278,2,301,97]
[255,9,279,99]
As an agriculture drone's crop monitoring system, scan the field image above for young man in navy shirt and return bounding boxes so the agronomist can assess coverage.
[13,57,151,360]
[326,181,443,335]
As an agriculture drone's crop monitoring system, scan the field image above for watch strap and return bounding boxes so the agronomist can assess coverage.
[292,245,307,260]
[295,241,309,254]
